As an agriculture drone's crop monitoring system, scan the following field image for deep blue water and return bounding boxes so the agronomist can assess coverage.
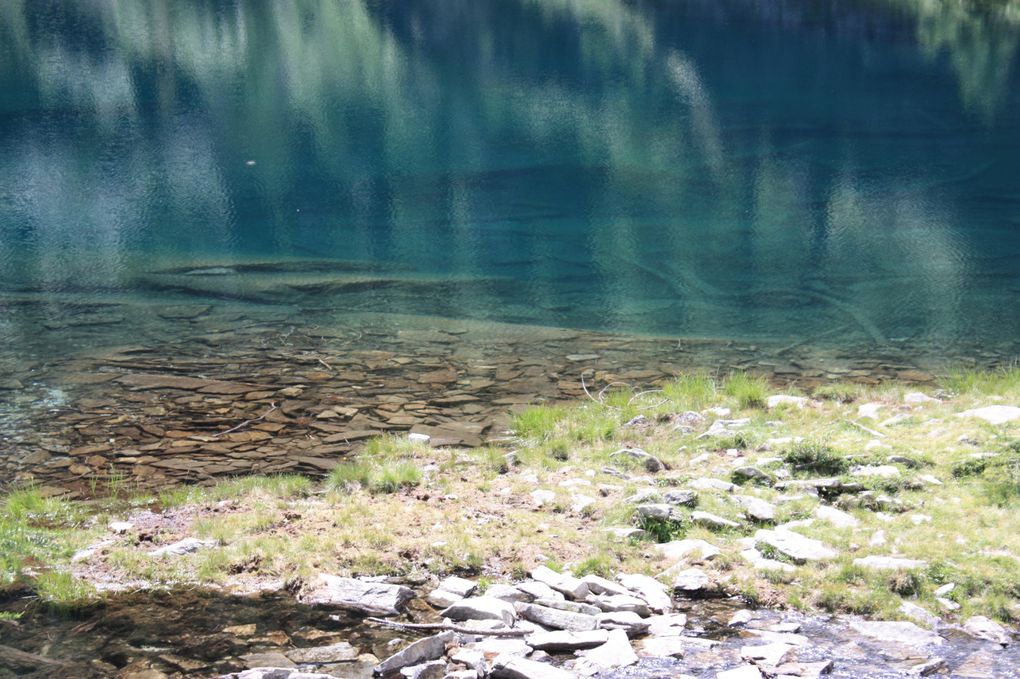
[1,0,1019,355]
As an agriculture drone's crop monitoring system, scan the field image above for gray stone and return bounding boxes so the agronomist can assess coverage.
[849,621,943,649]
[732,467,775,486]
[689,478,738,493]
[635,504,683,522]
[399,660,446,679]
[853,556,927,570]
[740,642,794,666]
[149,538,217,558]
[595,611,650,636]
[773,660,833,678]
[669,568,710,593]
[755,529,836,563]
[489,656,574,679]
[240,653,297,669]
[692,511,741,530]
[515,580,561,601]
[740,547,795,573]
[441,597,517,626]
[574,630,638,676]
[224,670,335,679]
[579,574,631,597]
[611,448,665,473]
[814,505,858,528]
[525,630,609,651]
[585,594,650,616]
[617,573,672,613]
[438,576,477,598]
[899,602,941,628]
[426,590,463,608]
[963,616,1012,645]
[655,538,721,563]
[850,465,900,479]
[301,575,414,616]
[957,406,1020,425]
[663,490,699,506]
[767,395,808,409]
[374,632,455,676]
[514,602,598,631]
[532,598,600,616]
[285,642,358,664]
[735,495,775,521]
[485,584,531,603]
[529,566,590,600]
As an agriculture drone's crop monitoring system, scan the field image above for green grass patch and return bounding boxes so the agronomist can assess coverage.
[723,372,770,410]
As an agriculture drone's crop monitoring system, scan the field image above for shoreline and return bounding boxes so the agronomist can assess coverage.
[2,368,1019,677]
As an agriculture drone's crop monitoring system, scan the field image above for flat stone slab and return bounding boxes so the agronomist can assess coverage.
[755,529,836,563]
[490,656,575,679]
[300,574,414,615]
[442,596,517,626]
[849,620,943,649]
[957,406,1020,425]
[526,630,609,652]
[655,539,721,563]
[375,631,455,675]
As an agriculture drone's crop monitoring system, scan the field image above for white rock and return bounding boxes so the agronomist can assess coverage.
[869,530,887,547]
[439,576,477,598]
[301,574,414,615]
[814,505,859,528]
[638,636,686,658]
[109,521,134,534]
[767,395,808,409]
[149,537,217,558]
[441,597,517,626]
[530,490,555,507]
[905,392,939,404]
[957,406,1020,425]
[740,642,794,666]
[408,432,432,444]
[586,594,650,616]
[691,511,740,529]
[449,647,486,675]
[574,630,638,676]
[514,603,598,632]
[489,655,574,679]
[740,548,795,573]
[689,478,738,493]
[655,539,721,563]
[525,630,609,651]
[850,465,900,478]
[617,573,672,613]
[936,597,960,612]
[857,403,883,419]
[579,574,631,597]
[645,613,688,636]
[729,609,754,626]
[426,590,462,608]
[899,601,940,628]
[735,495,776,521]
[853,556,927,570]
[849,621,943,648]
[865,439,890,451]
[919,474,943,486]
[570,495,596,513]
[530,566,590,600]
[935,583,956,596]
[704,407,732,417]
[516,580,561,601]
[669,568,710,592]
[963,616,1012,645]
[595,611,650,636]
[755,529,836,563]
[716,666,763,679]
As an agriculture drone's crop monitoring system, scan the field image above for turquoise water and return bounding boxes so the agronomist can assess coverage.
[1,0,1019,356]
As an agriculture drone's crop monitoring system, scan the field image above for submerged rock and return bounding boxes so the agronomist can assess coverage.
[963,616,1012,645]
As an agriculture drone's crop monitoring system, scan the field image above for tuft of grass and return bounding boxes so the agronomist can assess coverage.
[327,458,421,494]
[723,373,769,409]
[662,374,718,410]
[812,382,862,403]
[34,571,98,611]
[941,365,1020,395]
[513,405,567,440]
[783,442,850,476]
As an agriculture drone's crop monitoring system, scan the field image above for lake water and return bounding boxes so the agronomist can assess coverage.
[2,0,1019,360]
[2,1,1020,489]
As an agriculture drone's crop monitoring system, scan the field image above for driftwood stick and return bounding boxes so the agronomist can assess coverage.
[365,618,530,637]
[214,403,279,438]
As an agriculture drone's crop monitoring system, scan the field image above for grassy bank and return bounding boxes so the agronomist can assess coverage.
[3,368,1020,626]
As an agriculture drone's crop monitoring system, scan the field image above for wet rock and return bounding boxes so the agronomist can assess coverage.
[716,666,762,679]
[300,575,414,616]
[525,630,609,651]
[441,597,517,626]
[489,655,573,679]
[529,566,590,600]
[773,660,833,678]
[514,603,598,631]
[853,556,927,570]
[755,529,836,563]
[149,538,218,558]
[399,660,446,679]
[574,629,638,676]
[953,649,997,677]
[240,651,297,669]
[849,620,943,649]
[374,632,455,676]
[638,635,686,658]
[957,406,1020,425]
[611,448,665,473]
[286,642,359,664]
[963,616,1012,645]
[656,538,721,563]
[740,642,794,666]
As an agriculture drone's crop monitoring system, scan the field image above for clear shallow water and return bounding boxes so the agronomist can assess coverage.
[1,0,1020,356]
